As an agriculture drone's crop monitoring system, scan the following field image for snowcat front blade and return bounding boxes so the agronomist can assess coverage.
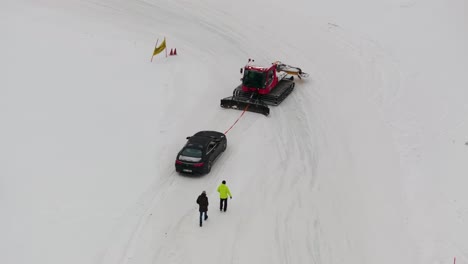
[220,97,270,116]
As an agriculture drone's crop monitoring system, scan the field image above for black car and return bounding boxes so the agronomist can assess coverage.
[175,131,227,175]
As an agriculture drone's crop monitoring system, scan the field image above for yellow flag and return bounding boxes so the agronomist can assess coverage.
[153,38,166,56]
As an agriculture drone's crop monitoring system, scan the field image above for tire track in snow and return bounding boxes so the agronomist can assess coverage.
[292,23,415,264]
[98,170,176,264]
[90,1,403,264]
[95,1,261,263]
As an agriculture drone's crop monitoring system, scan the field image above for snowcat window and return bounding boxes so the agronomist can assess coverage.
[266,70,274,86]
[181,148,203,158]
[243,70,266,88]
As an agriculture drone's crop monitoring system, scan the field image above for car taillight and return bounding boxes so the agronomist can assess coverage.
[193,162,204,167]
[175,160,183,164]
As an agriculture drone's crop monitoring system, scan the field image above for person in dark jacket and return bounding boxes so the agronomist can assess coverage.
[196,191,209,227]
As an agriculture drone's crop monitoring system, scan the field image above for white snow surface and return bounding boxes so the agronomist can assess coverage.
[2,0,468,264]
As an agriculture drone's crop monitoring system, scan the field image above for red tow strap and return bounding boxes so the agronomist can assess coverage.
[223,104,250,135]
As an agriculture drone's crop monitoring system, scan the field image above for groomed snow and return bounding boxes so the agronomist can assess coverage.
[2,0,468,263]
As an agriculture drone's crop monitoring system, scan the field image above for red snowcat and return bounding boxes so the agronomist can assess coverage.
[220,59,308,116]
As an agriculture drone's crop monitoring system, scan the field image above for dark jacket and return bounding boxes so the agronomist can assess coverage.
[196,193,209,212]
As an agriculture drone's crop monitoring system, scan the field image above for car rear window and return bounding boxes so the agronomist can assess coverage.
[181,148,202,158]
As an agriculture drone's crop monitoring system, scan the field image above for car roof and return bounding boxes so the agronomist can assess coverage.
[193,131,225,138]
[186,131,225,147]
[187,136,211,146]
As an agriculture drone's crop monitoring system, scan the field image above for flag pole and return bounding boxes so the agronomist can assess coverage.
[151,38,159,62]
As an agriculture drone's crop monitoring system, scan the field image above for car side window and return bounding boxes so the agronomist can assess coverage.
[207,141,217,153]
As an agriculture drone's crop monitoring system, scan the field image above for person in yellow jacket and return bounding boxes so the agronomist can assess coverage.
[217,180,232,212]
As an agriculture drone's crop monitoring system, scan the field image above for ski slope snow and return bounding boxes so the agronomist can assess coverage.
[2,0,468,264]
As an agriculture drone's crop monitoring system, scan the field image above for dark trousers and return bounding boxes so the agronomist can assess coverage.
[199,211,208,226]
[220,198,228,212]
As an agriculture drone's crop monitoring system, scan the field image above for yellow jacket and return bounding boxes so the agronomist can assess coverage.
[217,184,232,199]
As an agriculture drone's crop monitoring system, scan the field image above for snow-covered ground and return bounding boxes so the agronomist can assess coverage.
[2,0,468,263]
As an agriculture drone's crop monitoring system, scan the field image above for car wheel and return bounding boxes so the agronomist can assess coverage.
[205,161,212,174]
